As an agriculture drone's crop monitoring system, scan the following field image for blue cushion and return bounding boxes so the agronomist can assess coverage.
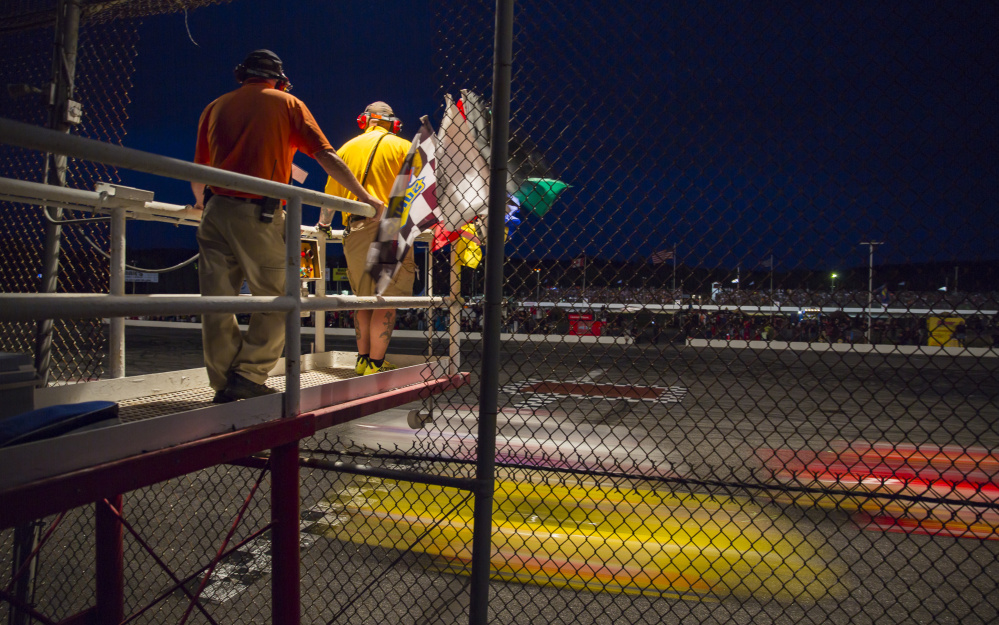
[0,401,119,447]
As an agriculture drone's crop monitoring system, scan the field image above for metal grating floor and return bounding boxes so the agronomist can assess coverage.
[118,366,358,423]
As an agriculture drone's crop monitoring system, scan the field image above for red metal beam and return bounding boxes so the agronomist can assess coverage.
[0,374,467,529]
[0,415,315,529]
[271,442,300,625]
[95,496,124,625]
[111,501,241,625]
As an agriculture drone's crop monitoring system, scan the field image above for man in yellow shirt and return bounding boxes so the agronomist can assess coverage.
[325,102,417,375]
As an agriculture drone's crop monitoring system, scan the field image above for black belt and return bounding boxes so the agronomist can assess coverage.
[228,195,268,206]
[208,190,268,206]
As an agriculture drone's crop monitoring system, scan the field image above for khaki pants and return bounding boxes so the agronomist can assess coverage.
[343,217,416,297]
[197,195,286,390]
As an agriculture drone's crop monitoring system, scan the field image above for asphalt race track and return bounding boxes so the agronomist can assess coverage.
[97,325,999,623]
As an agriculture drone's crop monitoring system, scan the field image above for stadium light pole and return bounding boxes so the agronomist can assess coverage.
[860,241,883,344]
[534,267,541,303]
[830,273,838,292]
[671,245,677,295]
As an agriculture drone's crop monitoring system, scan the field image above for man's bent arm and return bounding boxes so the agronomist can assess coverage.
[192,182,206,210]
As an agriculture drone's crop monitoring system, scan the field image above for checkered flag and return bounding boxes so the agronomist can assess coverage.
[366,117,440,294]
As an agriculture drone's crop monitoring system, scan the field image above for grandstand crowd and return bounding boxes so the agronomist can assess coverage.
[141,286,999,348]
[548,285,999,311]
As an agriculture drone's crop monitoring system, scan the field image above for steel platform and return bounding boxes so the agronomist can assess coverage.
[0,352,467,527]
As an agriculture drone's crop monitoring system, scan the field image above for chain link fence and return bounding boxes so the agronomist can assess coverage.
[0,0,232,383]
[315,1,997,623]
[4,1,999,624]
[2,463,274,623]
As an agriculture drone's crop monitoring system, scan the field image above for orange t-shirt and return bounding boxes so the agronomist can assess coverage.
[194,82,332,198]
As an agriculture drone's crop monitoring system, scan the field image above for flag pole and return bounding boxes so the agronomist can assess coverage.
[469,0,512,621]
[769,254,774,326]
[672,245,676,295]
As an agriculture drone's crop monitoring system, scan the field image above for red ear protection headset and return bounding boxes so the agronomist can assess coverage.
[357,112,402,134]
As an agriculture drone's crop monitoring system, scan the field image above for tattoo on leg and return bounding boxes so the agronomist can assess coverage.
[379,311,396,340]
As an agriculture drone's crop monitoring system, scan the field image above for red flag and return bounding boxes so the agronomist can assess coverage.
[572,256,586,268]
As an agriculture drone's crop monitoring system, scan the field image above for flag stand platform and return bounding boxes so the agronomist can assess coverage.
[0,351,467,527]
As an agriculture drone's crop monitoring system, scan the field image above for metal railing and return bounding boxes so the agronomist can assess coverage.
[0,117,448,385]
[0,112,479,624]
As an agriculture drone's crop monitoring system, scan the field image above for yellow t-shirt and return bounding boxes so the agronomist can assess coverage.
[325,126,418,225]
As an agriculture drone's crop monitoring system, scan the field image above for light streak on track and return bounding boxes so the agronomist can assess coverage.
[758,441,999,540]
[332,409,680,478]
[307,477,850,603]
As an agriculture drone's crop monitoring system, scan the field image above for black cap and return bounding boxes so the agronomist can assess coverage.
[236,49,290,85]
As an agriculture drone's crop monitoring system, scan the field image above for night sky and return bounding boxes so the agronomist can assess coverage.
[119,0,436,248]
[117,1,997,275]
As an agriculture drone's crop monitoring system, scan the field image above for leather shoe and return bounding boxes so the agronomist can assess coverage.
[212,389,234,404]
[219,372,279,401]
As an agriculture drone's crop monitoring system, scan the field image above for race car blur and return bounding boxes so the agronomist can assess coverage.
[307,475,849,603]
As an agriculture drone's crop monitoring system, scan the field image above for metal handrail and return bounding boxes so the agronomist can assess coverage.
[0,293,443,321]
[0,117,453,400]
[0,175,439,244]
[0,117,373,216]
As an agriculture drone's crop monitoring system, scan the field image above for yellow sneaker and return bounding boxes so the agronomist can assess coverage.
[362,361,398,376]
[354,356,369,375]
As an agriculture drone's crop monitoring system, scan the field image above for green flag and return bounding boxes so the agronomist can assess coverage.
[514,178,568,217]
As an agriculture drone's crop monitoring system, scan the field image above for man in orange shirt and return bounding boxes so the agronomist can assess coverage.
[193,50,382,403]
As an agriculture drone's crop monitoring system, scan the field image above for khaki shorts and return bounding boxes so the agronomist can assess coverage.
[343,218,416,297]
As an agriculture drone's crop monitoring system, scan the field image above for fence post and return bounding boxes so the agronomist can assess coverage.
[468,1,514,623]
[109,206,126,378]
[273,194,302,624]
[449,247,462,374]
[95,495,124,625]
[284,195,302,418]
[34,0,82,385]
[313,228,326,354]
[271,443,300,625]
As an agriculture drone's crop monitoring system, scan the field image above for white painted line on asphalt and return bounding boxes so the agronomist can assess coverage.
[191,514,321,604]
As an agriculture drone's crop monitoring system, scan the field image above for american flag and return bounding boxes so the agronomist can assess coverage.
[651,249,674,265]
[366,117,440,295]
